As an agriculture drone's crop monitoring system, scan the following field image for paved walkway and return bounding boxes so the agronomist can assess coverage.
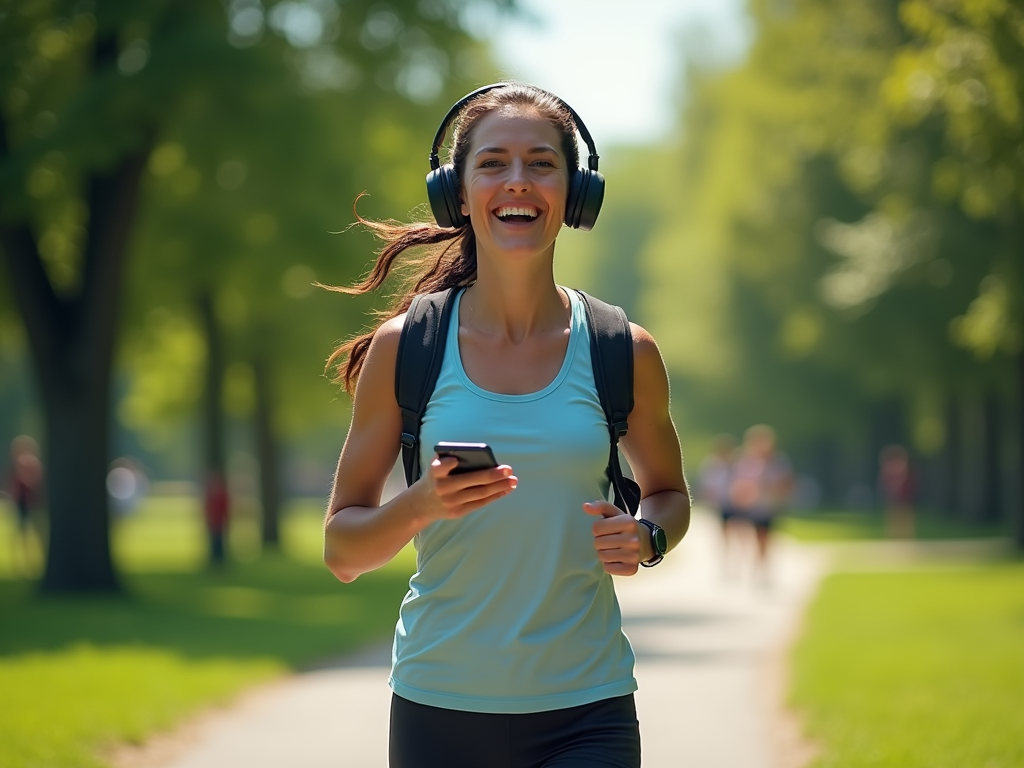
[114,510,827,768]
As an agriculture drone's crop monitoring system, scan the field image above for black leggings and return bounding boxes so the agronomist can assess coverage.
[389,693,641,768]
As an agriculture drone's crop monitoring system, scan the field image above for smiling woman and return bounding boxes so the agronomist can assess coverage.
[319,82,691,768]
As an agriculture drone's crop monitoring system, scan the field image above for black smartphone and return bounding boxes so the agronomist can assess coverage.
[434,442,499,475]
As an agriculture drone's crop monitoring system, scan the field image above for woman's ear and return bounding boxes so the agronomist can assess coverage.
[460,194,468,218]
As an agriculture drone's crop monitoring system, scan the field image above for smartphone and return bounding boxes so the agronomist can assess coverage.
[434,442,499,475]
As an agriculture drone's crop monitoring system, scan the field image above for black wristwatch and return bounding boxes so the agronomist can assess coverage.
[638,518,667,567]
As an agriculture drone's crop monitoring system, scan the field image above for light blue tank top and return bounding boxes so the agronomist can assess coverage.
[389,287,638,713]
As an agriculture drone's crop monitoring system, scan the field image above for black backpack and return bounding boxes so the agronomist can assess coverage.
[395,288,641,517]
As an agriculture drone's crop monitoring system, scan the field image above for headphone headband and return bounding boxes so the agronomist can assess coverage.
[427,83,601,173]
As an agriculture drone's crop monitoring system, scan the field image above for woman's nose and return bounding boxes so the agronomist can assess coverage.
[504,160,530,191]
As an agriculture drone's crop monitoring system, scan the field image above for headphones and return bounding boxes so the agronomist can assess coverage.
[425,83,606,231]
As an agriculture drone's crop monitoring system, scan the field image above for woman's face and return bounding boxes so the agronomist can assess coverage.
[458,108,569,263]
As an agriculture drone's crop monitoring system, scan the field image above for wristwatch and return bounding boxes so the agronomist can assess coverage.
[638,518,667,567]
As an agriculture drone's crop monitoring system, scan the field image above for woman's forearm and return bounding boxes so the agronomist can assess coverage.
[323,484,430,582]
[640,488,691,555]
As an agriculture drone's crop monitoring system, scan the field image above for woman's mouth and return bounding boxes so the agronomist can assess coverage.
[494,205,540,223]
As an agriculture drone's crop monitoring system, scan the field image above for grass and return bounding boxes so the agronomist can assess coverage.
[790,559,1024,768]
[777,509,1010,542]
[0,497,415,768]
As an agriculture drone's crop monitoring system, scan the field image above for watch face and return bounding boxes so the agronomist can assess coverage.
[653,527,668,554]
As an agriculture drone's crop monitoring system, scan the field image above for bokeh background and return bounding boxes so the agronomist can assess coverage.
[1,0,1022,766]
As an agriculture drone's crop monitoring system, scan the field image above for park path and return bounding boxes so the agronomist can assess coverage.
[113,509,827,768]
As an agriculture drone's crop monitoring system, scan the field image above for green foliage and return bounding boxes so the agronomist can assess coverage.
[791,561,1024,767]
[643,0,1022,458]
[0,0,517,452]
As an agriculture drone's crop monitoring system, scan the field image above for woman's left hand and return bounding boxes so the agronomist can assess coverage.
[583,501,647,576]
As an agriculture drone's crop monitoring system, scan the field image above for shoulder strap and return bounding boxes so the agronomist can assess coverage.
[575,290,642,518]
[395,288,456,486]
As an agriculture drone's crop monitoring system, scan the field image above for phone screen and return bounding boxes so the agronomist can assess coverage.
[434,442,499,475]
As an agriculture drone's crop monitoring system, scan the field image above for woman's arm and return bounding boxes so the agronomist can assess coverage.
[621,322,691,559]
[586,323,691,575]
[323,316,517,583]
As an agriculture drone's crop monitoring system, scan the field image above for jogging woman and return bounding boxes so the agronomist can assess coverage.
[323,82,691,768]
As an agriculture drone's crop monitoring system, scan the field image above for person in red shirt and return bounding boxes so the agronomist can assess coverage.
[7,435,44,575]
[878,444,915,538]
[204,471,230,566]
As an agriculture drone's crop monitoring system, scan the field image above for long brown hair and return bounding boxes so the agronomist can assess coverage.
[324,83,581,392]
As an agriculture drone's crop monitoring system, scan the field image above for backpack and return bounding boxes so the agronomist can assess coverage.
[395,288,642,517]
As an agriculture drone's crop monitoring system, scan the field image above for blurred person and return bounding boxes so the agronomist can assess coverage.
[728,424,793,584]
[204,470,230,567]
[878,444,915,538]
[7,435,45,576]
[107,457,150,517]
[322,83,690,768]
[698,433,742,575]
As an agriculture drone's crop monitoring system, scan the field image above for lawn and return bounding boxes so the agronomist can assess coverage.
[777,509,1009,542]
[790,559,1024,768]
[0,497,415,768]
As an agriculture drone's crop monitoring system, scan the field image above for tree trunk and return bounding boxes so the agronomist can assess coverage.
[0,31,152,592]
[254,356,281,549]
[808,436,841,507]
[0,115,148,591]
[41,381,118,591]
[979,391,1001,524]
[958,392,985,523]
[942,393,961,519]
[1016,349,1024,549]
[198,292,226,479]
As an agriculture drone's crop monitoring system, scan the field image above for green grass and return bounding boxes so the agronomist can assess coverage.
[0,497,415,768]
[791,560,1024,768]
[777,509,1009,542]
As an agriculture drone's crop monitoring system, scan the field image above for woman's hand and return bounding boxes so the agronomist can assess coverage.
[413,456,518,523]
[584,501,647,576]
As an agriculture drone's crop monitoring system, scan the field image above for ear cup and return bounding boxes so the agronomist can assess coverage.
[426,164,465,229]
[565,169,605,231]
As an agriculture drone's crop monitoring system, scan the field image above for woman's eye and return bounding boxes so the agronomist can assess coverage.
[480,159,503,168]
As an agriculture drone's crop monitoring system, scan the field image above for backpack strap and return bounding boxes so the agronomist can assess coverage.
[575,290,642,518]
[395,288,456,486]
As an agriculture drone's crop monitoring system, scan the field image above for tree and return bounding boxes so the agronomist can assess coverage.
[642,0,1022,529]
[0,0,514,591]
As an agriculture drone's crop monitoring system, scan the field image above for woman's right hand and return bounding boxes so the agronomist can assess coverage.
[413,456,517,522]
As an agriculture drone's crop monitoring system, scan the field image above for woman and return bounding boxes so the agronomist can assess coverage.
[323,82,690,768]
[728,424,793,582]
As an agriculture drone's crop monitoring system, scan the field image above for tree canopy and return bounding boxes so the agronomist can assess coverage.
[638,0,1021,527]
[0,0,515,590]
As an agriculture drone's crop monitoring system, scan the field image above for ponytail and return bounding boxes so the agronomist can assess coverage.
[323,207,476,392]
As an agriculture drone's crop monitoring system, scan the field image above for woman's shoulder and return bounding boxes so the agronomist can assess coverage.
[627,321,664,368]
[367,314,406,355]
[355,314,407,392]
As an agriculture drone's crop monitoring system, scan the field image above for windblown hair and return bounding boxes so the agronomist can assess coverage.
[324,82,581,392]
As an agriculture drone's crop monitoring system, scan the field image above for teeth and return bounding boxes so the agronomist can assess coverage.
[496,206,538,218]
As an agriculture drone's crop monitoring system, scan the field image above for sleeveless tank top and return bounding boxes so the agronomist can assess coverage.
[389,287,638,713]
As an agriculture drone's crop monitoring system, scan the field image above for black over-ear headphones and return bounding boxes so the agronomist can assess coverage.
[425,83,606,231]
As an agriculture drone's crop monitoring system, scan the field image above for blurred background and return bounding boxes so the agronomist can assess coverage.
[3,0,1020,586]
[0,0,1022,763]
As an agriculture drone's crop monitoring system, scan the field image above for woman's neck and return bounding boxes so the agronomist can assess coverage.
[462,250,568,343]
